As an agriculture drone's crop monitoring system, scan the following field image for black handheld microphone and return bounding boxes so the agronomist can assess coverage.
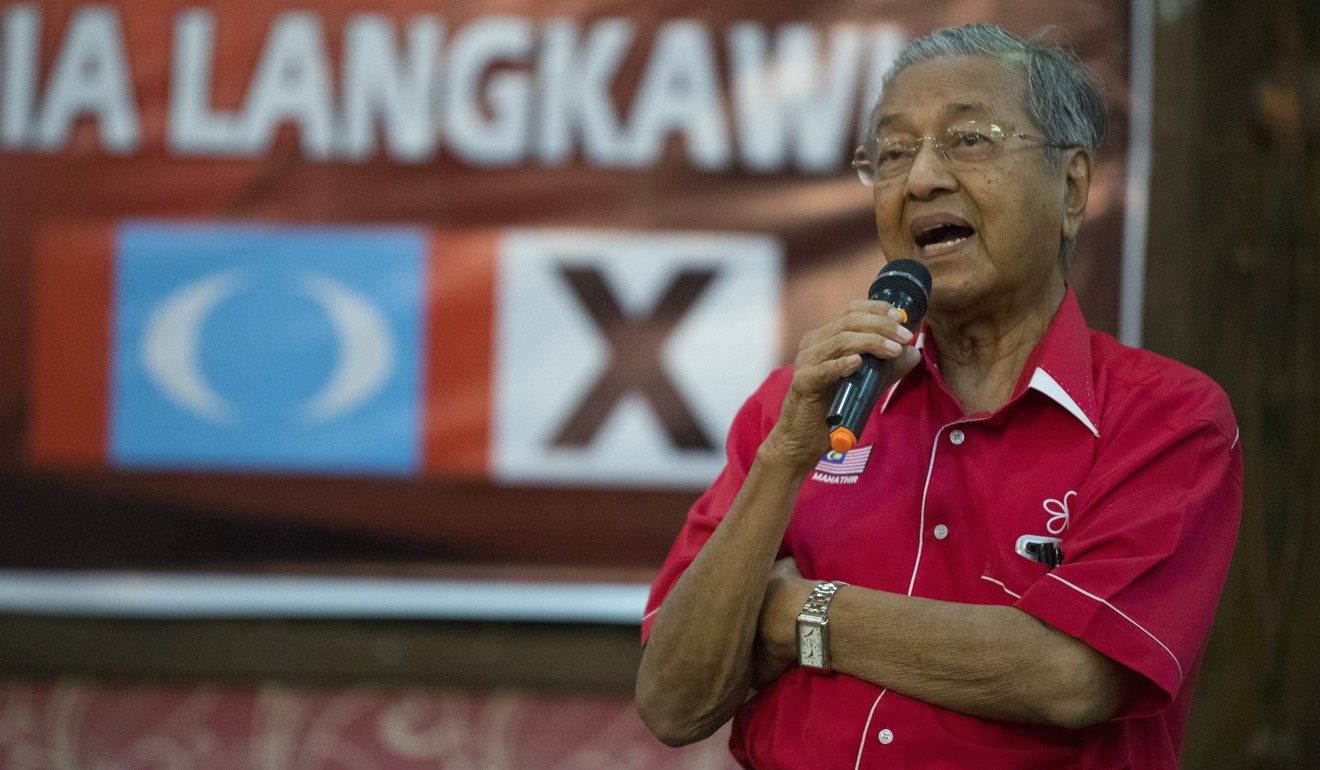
[825,259,932,453]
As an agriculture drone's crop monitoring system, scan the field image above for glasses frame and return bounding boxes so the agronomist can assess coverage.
[852,121,1069,187]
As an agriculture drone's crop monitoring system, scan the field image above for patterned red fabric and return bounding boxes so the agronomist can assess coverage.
[0,680,742,769]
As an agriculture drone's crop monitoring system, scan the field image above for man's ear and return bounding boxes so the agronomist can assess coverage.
[1061,148,1093,243]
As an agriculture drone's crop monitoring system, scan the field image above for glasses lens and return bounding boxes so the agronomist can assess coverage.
[944,123,1003,166]
[872,137,916,180]
[852,145,875,186]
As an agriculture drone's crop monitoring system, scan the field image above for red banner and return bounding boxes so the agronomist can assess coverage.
[0,2,1137,582]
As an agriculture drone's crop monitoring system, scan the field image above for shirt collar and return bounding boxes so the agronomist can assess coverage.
[879,285,1100,437]
[1023,285,1099,436]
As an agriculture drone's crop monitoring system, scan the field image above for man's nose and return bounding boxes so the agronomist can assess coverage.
[903,140,957,198]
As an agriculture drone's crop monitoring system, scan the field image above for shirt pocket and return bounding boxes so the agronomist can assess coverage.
[981,538,1055,601]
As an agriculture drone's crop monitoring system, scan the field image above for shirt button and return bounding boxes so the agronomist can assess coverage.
[949,429,965,445]
[934,524,949,540]
[878,728,894,744]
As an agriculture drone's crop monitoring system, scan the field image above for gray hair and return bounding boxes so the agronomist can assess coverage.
[871,24,1109,157]
[867,24,1109,269]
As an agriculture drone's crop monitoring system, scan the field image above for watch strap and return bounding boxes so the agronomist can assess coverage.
[796,580,847,670]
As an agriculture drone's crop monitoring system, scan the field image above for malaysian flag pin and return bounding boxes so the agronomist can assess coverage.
[813,444,873,476]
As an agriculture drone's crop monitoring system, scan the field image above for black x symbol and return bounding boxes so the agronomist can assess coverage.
[550,265,718,451]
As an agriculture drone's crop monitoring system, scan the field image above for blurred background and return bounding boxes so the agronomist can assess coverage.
[0,0,1315,767]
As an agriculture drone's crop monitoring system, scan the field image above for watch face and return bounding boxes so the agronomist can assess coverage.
[799,623,823,666]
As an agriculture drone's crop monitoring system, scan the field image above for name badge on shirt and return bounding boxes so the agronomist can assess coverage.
[810,445,872,485]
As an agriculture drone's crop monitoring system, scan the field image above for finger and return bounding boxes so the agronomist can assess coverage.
[831,307,915,345]
[892,346,922,379]
[848,298,913,324]
[805,302,907,344]
[770,556,799,579]
[790,354,862,396]
[772,557,802,581]
[797,304,913,361]
[799,330,906,368]
[869,346,923,392]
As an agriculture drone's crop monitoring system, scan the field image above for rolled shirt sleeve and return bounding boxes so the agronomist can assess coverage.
[1014,384,1242,714]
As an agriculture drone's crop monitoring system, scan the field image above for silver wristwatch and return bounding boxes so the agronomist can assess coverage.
[796,580,847,670]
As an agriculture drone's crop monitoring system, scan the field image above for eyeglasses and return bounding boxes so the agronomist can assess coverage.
[852,121,1068,186]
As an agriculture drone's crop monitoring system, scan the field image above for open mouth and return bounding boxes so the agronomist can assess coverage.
[914,223,976,250]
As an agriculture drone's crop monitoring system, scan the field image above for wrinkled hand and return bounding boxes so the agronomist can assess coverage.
[761,298,920,470]
[752,556,814,689]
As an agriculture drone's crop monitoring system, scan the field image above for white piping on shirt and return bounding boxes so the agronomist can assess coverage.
[878,381,902,413]
[1046,572,1184,683]
[1231,428,1240,450]
[979,574,1022,599]
[909,417,990,596]
[853,689,888,770]
[907,431,943,596]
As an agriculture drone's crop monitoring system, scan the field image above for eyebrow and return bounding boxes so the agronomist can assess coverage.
[874,102,994,133]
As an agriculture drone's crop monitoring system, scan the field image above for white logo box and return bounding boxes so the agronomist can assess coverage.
[492,229,782,488]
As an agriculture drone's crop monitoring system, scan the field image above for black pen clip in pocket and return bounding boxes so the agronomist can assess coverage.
[1015,534,1064,569]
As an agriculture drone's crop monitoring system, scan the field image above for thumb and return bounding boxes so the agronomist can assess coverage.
[889,345,922,384]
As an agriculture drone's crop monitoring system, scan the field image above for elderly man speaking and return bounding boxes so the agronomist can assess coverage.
[635,23,1241,769]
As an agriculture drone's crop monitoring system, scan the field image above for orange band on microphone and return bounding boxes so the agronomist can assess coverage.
[829,427,857,454]
[895,308,908,324]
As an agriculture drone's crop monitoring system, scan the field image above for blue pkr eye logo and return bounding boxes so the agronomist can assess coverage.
[110,222,427,475]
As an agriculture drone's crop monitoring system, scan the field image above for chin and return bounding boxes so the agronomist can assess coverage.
[925,280,980,317]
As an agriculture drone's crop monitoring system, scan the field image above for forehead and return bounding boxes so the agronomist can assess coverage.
[875,55,1029,132]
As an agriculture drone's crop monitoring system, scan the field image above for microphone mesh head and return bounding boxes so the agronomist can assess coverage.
[869,259,932,323]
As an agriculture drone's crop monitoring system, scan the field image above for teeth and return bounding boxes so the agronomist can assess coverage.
[922,235,968,252]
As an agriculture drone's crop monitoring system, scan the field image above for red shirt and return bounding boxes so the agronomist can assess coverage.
[642,288,1242,769]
